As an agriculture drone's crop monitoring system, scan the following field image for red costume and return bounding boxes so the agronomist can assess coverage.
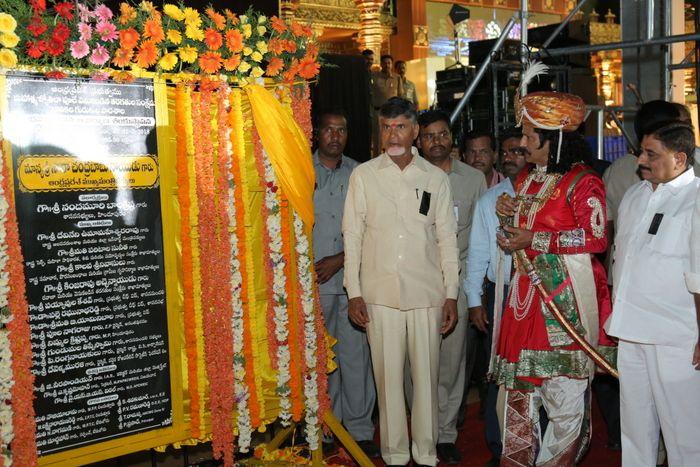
[492,163,615,391]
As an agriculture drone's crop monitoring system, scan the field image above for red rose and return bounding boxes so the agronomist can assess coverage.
[47,37,65,56]
[54,2,74,20]
[52,23,70,42]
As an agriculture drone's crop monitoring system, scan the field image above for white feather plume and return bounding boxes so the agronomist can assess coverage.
[520,60,549,92]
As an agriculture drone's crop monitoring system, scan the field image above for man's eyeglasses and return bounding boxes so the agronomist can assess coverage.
[419,130,450,142]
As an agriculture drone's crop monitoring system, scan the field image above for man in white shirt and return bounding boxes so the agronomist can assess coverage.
[606,120,700,466]
[688,193,700,370]
[343,97,459,467]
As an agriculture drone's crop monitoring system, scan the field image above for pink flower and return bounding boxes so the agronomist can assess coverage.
[78,22,92,41]
[93,5,113,22]
[77,4,91,22]
[70,40,90,59]
[91,71,110,81]
[95,21,117,41]
[89,45,110,65]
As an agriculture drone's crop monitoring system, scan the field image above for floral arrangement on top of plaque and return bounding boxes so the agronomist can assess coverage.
[0,0,320,84]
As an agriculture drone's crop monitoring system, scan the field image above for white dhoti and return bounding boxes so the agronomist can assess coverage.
[366,304,442,466]
[618,339,700,467]
[501,376,589,466]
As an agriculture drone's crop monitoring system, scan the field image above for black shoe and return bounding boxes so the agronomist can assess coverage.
[484,457,500,467]
[606,441,622,451]
[436,442,462,464]
[322,439,337,455]
[356,439,381,458]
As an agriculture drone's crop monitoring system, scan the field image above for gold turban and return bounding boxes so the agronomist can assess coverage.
[516,91,586,132]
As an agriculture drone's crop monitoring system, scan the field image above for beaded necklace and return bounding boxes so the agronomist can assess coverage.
[509,167,562,320]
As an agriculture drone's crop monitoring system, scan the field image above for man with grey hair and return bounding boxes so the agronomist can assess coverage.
[343,97,459,466]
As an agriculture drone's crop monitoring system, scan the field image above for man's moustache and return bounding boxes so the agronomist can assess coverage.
[638,165,651,171]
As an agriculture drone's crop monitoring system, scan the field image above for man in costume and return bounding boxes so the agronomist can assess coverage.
[343,97,459,466]
[312,109,380,457]
[493,65,616,466]
[606,120,700,466]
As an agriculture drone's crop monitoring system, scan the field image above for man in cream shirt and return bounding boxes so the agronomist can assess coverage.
[606,120,700,466]
[343,97,459,467]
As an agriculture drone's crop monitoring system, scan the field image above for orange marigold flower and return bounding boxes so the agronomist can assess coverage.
[270,16,287,33]
[297,54,319,79]
[143,18,165,44]
[222,53,241,71]
[282,39,297,53]
[224,9,239,25]
[268,38,284,55]
[206,8,226,30]
[112,47,133,67]
[119,28,140,49]
[225,29,243,52]
[265,57,284,77]
[199,51,222,74]
[204,28,223,50]
[135,39,159,68]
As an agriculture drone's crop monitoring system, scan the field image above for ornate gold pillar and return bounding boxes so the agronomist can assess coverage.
[280,0,300,22]
[353,0,385,56]
[390,0,427,61]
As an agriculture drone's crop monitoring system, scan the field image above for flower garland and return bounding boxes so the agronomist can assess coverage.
[252,130,299,424]
[293,211,323,451]
[183,85,209,438]
[224,89,254,450]
[193,87,235,465]
[0,139,37,465]
[173,83,204,440]
[287,83,331,423]
[290,84,313,145]
[0,141,15,467]
[228,89,262,428]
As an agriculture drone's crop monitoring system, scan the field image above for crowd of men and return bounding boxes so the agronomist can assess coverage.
[311,64,700,466]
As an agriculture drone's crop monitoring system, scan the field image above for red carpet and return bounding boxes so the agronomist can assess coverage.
[353,400,622,466]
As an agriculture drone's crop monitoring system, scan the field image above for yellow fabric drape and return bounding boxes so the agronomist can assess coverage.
[243,84,315,227]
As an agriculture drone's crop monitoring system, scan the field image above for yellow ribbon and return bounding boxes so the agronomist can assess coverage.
[243,84,315,227]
